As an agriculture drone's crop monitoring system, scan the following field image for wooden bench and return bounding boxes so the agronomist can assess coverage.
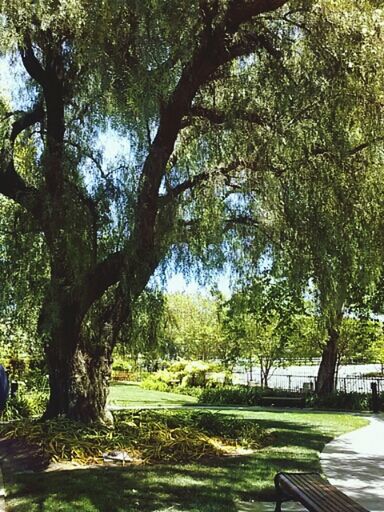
[274,472,369,512]
[261,396,305,408]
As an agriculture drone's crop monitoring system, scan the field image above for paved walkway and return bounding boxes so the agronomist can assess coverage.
[321,414,384,512]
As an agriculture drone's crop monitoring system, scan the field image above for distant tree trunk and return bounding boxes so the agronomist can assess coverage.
[334,352,341,388]
[261,370,268,388]
[316,325,340,395]
[249,356,253,382]
[261,363,272,388]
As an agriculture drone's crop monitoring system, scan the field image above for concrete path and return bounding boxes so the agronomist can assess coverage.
[321,414,384,512]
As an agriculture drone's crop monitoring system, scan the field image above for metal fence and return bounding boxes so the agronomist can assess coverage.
[235,372,384,394]
[335,375,384,394]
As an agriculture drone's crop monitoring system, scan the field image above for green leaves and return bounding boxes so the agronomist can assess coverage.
[223,275,305,375]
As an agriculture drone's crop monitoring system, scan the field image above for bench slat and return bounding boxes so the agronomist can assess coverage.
[275,472,369,512]
[287,474,360,511]
[280,473,367,511]
[288,475,361,512]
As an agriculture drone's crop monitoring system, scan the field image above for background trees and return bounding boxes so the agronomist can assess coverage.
[223,276,305,386]
[164,294,224,361]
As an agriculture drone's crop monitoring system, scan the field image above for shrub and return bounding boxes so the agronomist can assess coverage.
[140,377,202,397]
[198,385,263,405]
[0,410,271,465]
[112,356,134,372]
[198,385,380,412]
[1,389,48,420]
[308,391,377,411]
[141,360,231,391]
[141,376,169,392]
[173,385,203,398]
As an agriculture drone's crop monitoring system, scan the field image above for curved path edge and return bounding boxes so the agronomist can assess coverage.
[321,414,384,512]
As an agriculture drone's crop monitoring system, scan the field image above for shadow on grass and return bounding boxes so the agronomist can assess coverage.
[4,417,333,512]
[111,399,193,406]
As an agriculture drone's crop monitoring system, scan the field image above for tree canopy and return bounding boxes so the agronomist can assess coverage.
[1,0,383,420]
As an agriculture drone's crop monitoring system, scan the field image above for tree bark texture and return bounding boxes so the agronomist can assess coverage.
[41,293,115,423]
[315,326,339,395]
[44,343,113,423]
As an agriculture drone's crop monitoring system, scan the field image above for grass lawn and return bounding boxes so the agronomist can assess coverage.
[108,382,197,407]
[4,407,368,512]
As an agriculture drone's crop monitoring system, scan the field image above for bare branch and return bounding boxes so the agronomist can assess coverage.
[159,161,241,207]
[19,37,48,88]
[10,103,44,143]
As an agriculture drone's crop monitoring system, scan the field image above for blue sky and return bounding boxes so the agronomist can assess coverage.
[0,58,13,98]
[165,271,231,295]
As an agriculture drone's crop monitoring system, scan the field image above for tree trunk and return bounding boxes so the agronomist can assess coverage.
[43,329,113,423]
[40,272,138,423]
[40,281,115,423]
[68,344,113,423]
[261,366,270,388]
[316,326,339,395]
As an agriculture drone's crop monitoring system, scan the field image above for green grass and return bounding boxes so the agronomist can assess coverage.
[4,409,367,512]
[108,382,197,407]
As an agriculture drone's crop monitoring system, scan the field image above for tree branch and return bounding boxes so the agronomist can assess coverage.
[134,0,288,261]
[10,103,44,143]
[226,31,283,61]
[349,136,384,156]
[175,213,277,247]
[19,37,49,88]
[225,0,288,29]
[309,136,384,159]
[159,161,241,208]
[0,103,44,216]
[184,105,268,127]
[81,251,125,314]
[0,154,35,205]
[20,34,66,197]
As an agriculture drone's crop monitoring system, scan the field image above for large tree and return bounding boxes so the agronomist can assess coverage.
[0,0,292,422]
[232,0,384,394]
[1,0,382,420]
[278,4,384,393]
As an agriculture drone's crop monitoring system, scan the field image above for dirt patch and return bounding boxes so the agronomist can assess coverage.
[0,438,139,474]
[0,438,50,474]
